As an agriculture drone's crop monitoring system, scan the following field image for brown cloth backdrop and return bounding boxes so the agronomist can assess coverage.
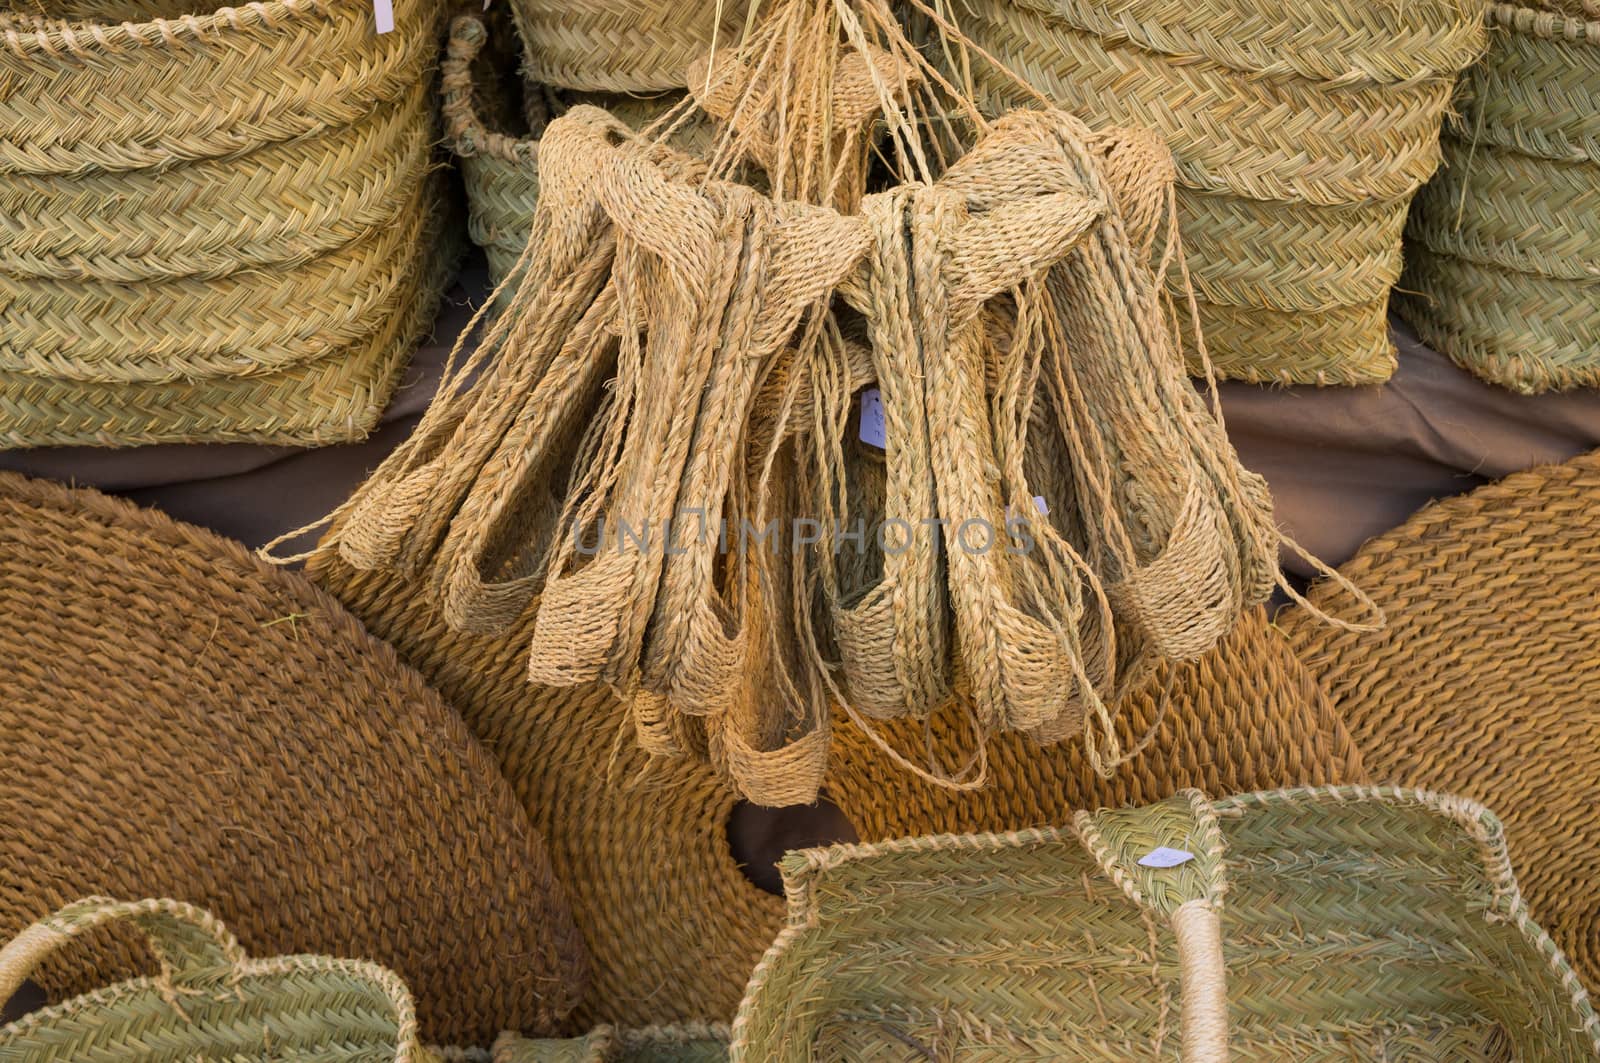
[5,264,1599,576]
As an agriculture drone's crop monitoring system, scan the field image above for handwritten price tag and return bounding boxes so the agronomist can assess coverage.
[374,0,394,34]
[1137,846,1195,869]
[859,389,886,448]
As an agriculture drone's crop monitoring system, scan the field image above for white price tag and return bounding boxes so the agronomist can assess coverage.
[1137,846,1195,869]
[1032,495,1049,516]
[374,0,395,34]
[859,389,886,448]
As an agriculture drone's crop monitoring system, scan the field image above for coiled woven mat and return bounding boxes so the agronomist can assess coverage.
[1283,447,1600,1000]
[0,472,588,1045]
[312,548,1363,1025]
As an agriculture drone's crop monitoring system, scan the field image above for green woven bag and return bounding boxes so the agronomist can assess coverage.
[733,787,1600,1060]
[0,897,430,1062]
[492,1026,728,1062]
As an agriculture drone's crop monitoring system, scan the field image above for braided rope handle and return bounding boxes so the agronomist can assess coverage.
[441,16,536,165]
[0,897,246,1007]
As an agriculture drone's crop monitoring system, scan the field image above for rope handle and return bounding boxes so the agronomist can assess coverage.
[440,15,536,165]
[0,897,247,1007]
[1172,900,1229,1062]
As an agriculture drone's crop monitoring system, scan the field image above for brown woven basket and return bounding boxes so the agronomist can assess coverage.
[508,0,752,91]
[310,544,1363,1026]
[950,0,1484,385]
[1282,447,1600,1001]
[0,0,456,448]
[1397,4,1599,393]
[0,472,588,1044]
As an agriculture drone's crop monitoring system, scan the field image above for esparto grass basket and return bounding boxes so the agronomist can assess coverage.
[1397,4,1600,393]
[732,788,1600,1060]
[507,0,752,91]
[0,472,588,1045]
[443,16,710,291]
[952,0,1484,385]
[0,897,432,1063]
[0,0,456,448]
[311,536,1363,1027]
[492,1026,729,1062]
[1282,448,1600,1002]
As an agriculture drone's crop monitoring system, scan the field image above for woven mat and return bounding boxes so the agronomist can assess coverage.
[0,472,588,1045]
[312,540,1364,1026]
[1283,447,1600,997]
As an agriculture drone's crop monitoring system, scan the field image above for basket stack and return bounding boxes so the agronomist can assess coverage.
[1399,3,1600,393]
[443,16,710,292]
[0,0,456,449]
[952,0,1486,384]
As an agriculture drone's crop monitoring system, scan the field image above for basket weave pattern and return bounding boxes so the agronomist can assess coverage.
[0,897,428,1063]
[956,0,1485,384]
[732,788,1600,1060]
[509,0,752,91]
[0,472,589,1044]
[1284,448,1600,1002]
[1398,4,1600,393]
[0,0,458,448]
[311,541,1364,1027]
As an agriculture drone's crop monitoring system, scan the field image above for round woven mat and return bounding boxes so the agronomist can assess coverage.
[0,473,587,1044]
[1282,447,1600,996]
[312,545,1363,1025]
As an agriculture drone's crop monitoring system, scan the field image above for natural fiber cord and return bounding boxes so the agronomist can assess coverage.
[0,0,456,447]
[1282,448,1600,1004]
[310,542,1363,1026]
[732,787,1600,1059]
[0,473,588,1044]
[1397,3,1600,393]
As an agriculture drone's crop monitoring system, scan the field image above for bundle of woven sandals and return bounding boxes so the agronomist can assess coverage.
[278,0,1382,810]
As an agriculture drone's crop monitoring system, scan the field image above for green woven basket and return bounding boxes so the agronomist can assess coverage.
[0,0,454,448]
[1450,4,1600,164]
[493,1026,728,1062]
[0,897,431,1062]
[443,16,711,292]
[951,0,1484,385]
[732,787,1600,1060]
[1398,3,1599,393]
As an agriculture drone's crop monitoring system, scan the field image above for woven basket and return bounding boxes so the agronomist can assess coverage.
[493,1026,729,1062]
[1397,5,1600,393]
[0,897,430,1062]
[1002,0,1485,84]
[1282,448,1600,1003]
[508,0,751,91]
[310,541,1363,1027]
[444,16,710,290]
[954,0,1484,385]
[0,472,588,1044]
[0,0,455,448]
[733,788,1600,1060]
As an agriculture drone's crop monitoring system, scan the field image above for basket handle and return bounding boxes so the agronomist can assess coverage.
[0,897,246,1006]
[440,15,536,164]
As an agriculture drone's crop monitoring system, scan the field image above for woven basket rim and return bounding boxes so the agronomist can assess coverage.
[771,784,1505,880]
[1,952,421,1056]
[1490,2,1600,41]
[0,0,354,57]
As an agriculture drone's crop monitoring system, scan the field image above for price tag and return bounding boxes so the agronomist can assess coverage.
[859,389,886,449]
[1137,846,1195,869]
[1032,496,1049,516]
[374,0,395,34]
